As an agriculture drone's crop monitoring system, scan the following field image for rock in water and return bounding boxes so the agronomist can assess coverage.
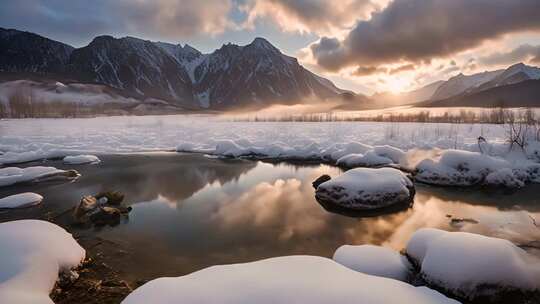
[89,206,121,226]
[73,195,99,223]
[95,191,124,205]
[73,191,131,226]
[312,174,332,189]
[315,168,414,210]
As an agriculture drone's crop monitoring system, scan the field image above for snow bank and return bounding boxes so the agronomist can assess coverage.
[63,155,101,165]
[1,116,540,190]
[315,168,414,210]
[0,220,85,304]
[333,245,412,281]
[122,256,459,304]
[414,150,527,187]
[0,192,43,209]
[406,228,540,300]
[0,166,80,187]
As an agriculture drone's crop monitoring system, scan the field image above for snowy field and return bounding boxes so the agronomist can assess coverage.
[2,114,540,189]
[0,114,516,157]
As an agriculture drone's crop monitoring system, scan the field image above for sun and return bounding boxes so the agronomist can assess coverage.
[386,77,410,93]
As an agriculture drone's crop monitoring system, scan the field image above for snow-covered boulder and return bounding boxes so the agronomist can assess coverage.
[0,166,80,187]
[414,150,522,187]
[0,192,43,209]
[122,256,459,304]
[0,220,85,304]
[63,154,101,165]
[333,245,412,282]
[406,228,540,301]
[315,168,414,210]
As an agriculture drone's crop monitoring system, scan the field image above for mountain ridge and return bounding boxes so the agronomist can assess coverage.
[0,28,354,110]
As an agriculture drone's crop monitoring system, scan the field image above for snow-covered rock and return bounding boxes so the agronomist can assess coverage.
[122,256,459,304]
[0,166,80,187]
[0,220,85,304]
[406,228,540,301]
[333,245,412,282]
[414,150,523,187]
[63,155,101,165]
[0,192,43,209]
[315,168,414,210]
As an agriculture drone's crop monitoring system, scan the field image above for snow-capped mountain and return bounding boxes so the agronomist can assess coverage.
[191,37,346,108]
[430,70,503,100]
[473,63,540,92]
[68,36,194,106]
[0,28,350,110]
[0,27,74,74]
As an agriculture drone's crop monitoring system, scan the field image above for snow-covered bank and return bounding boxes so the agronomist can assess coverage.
[0,220,85,304]
[122,256,458,304]
[0,192,43,208]
[1,115,540,188]
[0,166,80,187]
[415,150,540,188]
[406,228,540,301]
[123,228,540,303]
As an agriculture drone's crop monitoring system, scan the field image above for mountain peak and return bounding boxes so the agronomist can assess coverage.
[183,44,201,55]
[90,35,115,45]
[509,62,526,68]
[249,37,279,52]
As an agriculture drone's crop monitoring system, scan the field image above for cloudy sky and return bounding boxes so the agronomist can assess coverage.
[2,0,540,94]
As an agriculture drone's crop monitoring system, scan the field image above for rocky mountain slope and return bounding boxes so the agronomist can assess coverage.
[0,28,352,110]
[0,27,74,75]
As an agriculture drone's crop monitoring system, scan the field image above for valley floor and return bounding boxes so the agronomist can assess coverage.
[1,116,540,303]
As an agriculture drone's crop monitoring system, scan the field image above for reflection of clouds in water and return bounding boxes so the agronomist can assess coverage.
[210,165,412,247]
[384,193,540,250]
[213,178,328,240]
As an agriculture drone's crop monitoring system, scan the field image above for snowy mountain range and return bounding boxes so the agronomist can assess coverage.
[0,27,351,110]
[374,62,540,107]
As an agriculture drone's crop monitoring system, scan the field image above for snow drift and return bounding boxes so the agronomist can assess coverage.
[122,256,458,304]
[0,220,85,304]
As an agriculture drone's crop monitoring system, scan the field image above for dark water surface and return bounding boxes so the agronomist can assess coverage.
[1,153,539,282]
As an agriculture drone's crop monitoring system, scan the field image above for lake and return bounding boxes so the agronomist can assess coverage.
[1,152,539,283]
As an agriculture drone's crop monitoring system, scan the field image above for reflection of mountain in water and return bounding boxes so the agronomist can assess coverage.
[89,154,258,203]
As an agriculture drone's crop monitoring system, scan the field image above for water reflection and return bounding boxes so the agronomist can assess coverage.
[1,153,539,281]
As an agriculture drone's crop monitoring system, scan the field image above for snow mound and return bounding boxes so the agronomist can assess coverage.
[414,150,524,187]
[333,245,412,282]
[406,228,540,300]
[0,192,43,209]
[63,155,101,165]
[0,220,85,304]
[0,166,80,187]
[122,256,459,304]
[0,150,72,165]
[337,151,393,167]
[315,168,414,210]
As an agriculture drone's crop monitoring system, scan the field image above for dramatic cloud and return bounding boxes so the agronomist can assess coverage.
[0,0,235,46]
[353,66,385,76]
[311,0,540,71]
[353,64,415,76]
[242,0,386,35]
[480,44,540,66]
